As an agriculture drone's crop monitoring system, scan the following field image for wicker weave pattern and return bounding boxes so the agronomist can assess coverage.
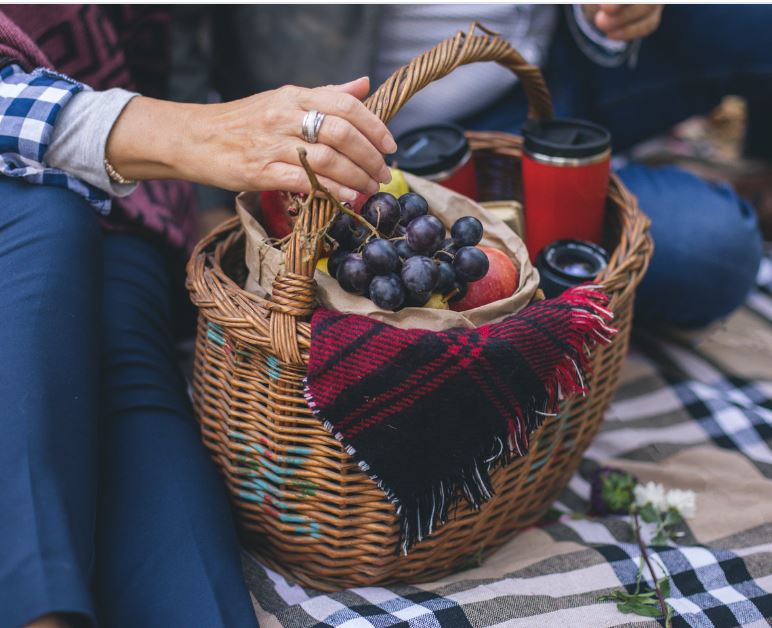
[186,28,652,590]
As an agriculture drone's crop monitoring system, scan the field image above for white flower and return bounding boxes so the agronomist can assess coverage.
[665,489,697,518]
[634,481,667,510]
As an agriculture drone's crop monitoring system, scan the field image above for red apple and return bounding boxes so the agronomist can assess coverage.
[349,192,367,214]
[259,190,295,238]
[260,190,367,239]
[450,246,519,311]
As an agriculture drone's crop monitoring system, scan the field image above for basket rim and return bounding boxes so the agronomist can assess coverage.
[186,131,652,348]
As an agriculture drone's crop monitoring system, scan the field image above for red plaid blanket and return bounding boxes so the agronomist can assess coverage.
[304,286,616,552]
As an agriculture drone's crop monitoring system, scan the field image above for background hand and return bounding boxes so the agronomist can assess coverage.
[584,4,664,41]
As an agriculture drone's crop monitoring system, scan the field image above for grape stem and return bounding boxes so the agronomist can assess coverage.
[442,287,460,303]
[297,148,380,239]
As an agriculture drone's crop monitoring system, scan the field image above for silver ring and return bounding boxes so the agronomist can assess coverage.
[313,111,325,139]
[302,110,326,144]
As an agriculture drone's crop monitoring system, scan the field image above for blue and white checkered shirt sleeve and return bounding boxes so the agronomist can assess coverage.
[0,64,111,215]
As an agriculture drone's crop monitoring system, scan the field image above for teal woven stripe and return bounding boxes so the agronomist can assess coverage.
[266,355,281,380]
[207,322,225,346]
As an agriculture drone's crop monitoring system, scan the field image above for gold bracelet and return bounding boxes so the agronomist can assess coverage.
[103,157,136,185]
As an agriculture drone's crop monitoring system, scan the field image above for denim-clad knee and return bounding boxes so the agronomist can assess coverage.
[618,164,763,327]
[1,178,102,271]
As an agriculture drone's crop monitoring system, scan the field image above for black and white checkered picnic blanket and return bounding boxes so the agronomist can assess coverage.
[244,255,772,628]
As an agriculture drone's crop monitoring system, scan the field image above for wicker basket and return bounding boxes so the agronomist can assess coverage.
[186,28,652,591]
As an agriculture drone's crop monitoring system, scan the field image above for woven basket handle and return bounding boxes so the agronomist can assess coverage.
[363,24,553,124]
[268,25,553,364]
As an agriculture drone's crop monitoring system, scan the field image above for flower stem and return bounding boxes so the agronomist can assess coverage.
[633,512,670,625]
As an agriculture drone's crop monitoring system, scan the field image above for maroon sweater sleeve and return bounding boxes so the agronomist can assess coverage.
[0,11,51,70]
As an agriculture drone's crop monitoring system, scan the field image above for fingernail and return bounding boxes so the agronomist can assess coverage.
[340,187,358,202]
[367,180,380,195]
[383,135,398,154]
[379,166,392,184]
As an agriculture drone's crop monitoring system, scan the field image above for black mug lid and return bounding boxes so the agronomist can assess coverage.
[391,123,469,176]
[522,118,610,159]
[535,240,609,298]
[537,239,609,280]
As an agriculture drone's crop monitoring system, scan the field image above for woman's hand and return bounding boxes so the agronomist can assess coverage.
[584,4,664,41]
[106,77,396,202]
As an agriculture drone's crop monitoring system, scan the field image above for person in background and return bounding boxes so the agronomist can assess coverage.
[177,4,765,328]
[0,6,393,628]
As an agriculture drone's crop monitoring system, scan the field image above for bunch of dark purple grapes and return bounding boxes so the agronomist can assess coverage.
[326,192,489,311]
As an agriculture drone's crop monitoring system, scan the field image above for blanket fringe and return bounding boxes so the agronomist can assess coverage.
[303,285,616,553]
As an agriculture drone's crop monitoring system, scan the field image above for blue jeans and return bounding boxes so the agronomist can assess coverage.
[0,179,257,627]
[462,6,766,326]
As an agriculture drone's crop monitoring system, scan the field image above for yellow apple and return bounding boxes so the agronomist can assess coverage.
[423,293,449,310]
[379,168,409,198]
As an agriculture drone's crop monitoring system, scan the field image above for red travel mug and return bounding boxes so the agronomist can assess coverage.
[521,118,611,263]
[391,123,477,200]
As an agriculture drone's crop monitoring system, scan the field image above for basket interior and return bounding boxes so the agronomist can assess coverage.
[220,234,249,288]
[219,149,624,293]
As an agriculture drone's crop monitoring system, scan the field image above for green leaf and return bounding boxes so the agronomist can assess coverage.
[599,471,637,512]
[598,590,633,604]
[600,587,661,617]
[640,503,660,523]
[651,520,675,544]
[664,509,684,526]
[543,507,563,522]
[617,601,636,614]
[609,590,662,618]
[651,531,670,545]
[623,601,664,618]
[658,576,671,599]
[456,547,485,571]
[634,556,645,592]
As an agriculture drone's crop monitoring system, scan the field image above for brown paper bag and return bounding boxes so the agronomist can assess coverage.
[236,191,285,300]
[237,173,539,331]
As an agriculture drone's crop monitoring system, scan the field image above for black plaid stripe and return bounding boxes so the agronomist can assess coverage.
[308,589,472,627]
[629,337,772,476]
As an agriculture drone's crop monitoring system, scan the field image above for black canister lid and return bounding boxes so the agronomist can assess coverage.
[535,239,609,298]
[522,118,610,159]
[391,123,469,176]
